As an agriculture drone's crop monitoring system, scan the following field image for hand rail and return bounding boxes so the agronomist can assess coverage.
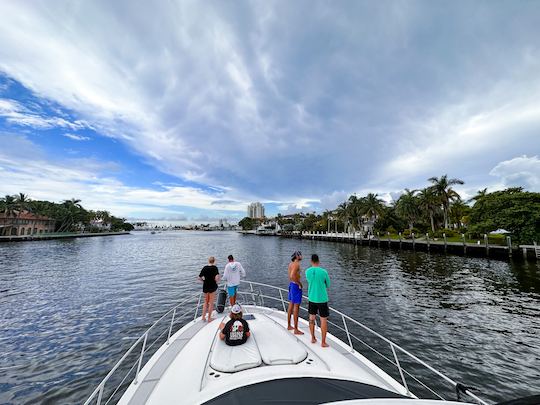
[83,291,202,405]
[238,280,489,405]
[84,281,489,405]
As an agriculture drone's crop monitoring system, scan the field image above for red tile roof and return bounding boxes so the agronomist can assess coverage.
[0,211,54,221]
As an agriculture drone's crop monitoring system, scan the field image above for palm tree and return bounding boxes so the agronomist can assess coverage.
[418,188,439,232]
[335,202,350,232]
[362,193,385,219]
[428,175,464,229]
[58,198,83,232]
[395,189,420,230]
[0,195,17,236]
[347,194,365,232]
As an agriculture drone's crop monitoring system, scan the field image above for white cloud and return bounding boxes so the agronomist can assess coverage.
[490,155,540,191]
[0,98,88,130]
[0,1,539,205]
[0,134,251,217]
[63,133,90,141]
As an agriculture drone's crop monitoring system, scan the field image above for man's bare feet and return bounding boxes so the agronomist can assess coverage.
[321,342,329,348]
[287,325,294,330]
[207,317,213,323]
[311,337,317,344]
[294,329,304,335]
[201,317,206,322]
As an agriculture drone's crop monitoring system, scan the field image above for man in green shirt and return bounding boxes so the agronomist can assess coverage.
[305,254,330,348]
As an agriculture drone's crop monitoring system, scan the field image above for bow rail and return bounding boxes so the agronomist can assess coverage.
[237,280,489,405]
[83,280,490,405]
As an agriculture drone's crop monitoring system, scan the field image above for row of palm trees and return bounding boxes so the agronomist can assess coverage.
[0,194,122,233]
[331,175,467,233]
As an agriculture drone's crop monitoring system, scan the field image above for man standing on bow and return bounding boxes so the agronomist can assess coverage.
[222,255,246,305]
[287,250,304,335]
[306,254,331,348]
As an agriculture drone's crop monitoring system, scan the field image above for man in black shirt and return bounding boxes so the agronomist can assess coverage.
[219,304,250,346]
[199,256,220,322]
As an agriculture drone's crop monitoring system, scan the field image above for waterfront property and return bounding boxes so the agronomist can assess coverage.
[0,211,55,236]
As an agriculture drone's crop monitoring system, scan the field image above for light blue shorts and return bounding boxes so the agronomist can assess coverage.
[227,285,238,296]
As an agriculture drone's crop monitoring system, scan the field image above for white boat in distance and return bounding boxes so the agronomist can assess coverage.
[84,281,490,405]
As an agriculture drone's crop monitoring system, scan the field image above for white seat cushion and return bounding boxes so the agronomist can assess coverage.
[210,334,262,373]
[251,317,308,365]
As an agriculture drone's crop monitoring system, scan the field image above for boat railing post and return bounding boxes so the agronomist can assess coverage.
[167,308,176,344]
[194,292,202,320]
[341,314,354,352]
[390,343,410,395]
[278,289,287,312]
[250,282,256,305]
[96,384,104,405]
[134,332,148,385]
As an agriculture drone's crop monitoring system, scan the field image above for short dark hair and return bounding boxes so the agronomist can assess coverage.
[311,254,319,263]
[228,255,234,261]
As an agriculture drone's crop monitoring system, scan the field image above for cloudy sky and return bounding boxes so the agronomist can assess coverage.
[0,1,539,222]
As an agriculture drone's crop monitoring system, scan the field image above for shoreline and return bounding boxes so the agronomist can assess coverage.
[240,231,539,261]
[0,231,130,243]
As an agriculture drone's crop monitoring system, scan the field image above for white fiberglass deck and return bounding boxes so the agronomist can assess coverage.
[118,306,408,405]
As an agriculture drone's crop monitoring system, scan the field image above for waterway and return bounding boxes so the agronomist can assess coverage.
[0,231,538,404]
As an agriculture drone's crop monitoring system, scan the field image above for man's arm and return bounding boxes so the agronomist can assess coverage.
[219,322,226,340]
[292,263,302,289]
[239,263,246,278]
[325,271,331,288]
[222,264,229,282]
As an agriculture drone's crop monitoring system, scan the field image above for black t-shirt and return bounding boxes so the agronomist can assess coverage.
[223,318,250,346]
[199,265,219,293]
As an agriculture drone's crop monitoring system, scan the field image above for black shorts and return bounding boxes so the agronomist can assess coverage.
[308,301,329,318]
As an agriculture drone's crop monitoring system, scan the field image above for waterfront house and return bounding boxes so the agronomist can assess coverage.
[0,211,56,236]
[89,218,111,231]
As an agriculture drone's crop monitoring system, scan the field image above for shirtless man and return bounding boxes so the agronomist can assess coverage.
[287,250,304,335]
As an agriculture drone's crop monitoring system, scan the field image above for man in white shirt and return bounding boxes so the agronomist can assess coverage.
[222,255,246,305]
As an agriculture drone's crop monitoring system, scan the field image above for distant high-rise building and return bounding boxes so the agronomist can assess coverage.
[247,202,265,219]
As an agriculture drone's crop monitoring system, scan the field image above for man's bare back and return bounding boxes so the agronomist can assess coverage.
[288,260,302,289]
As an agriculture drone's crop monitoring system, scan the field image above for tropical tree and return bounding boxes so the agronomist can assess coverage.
[362,193,385,219]
[0,195,17,235]
[395,189,420,230]
[449,200,471,228]
[417,187,440,232]
[469,187,540,243]
[15,193,32,213]
[335,202,351,232]
[428,175,464,229]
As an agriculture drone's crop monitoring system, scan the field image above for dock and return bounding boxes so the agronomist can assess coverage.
[0,231,131,243]
[274,231,539,261]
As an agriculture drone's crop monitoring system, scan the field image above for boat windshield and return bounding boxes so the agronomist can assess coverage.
[202,377,406,404]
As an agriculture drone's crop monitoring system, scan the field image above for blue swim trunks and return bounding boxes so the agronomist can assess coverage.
[288,282,302,304]
[227,285,238,297]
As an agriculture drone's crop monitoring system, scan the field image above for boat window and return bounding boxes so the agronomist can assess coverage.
[203,377,405,404]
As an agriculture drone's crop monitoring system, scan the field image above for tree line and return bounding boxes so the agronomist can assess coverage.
[245,175,539,244]
[0,193,134,233]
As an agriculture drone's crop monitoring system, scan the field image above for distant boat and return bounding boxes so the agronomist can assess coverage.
[150,231,156,234]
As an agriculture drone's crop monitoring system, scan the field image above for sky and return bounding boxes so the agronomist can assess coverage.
[0,1,539,223]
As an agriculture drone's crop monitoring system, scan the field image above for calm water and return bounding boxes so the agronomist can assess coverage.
[0,232,539,404]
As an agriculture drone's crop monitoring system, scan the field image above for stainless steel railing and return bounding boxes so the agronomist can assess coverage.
[236,280,490,405]
[84,280,490,405]
[83,291,203,405]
